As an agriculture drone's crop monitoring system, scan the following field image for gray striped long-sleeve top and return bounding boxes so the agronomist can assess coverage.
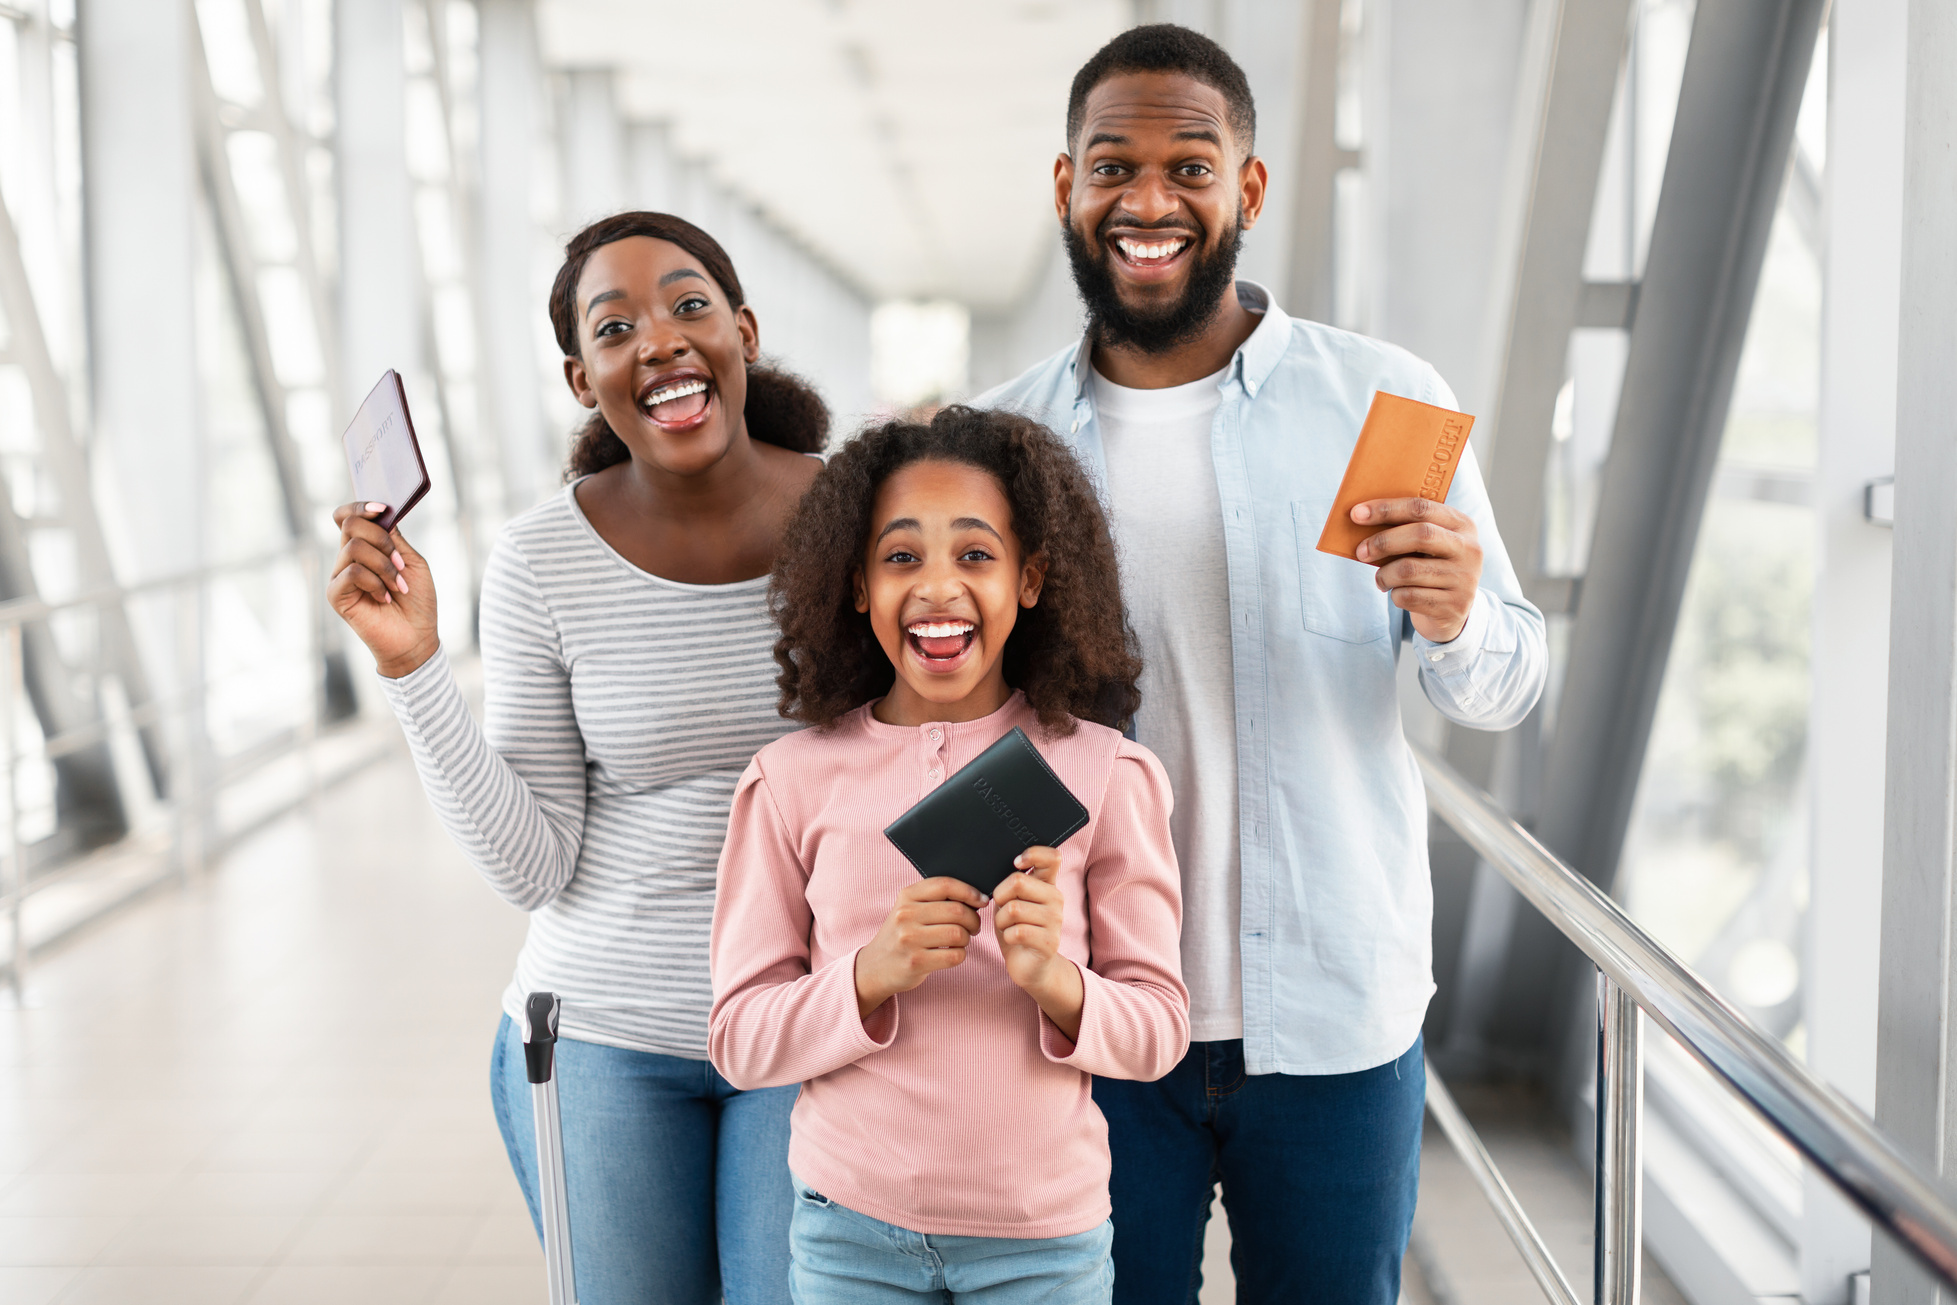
[379,483,799,1058]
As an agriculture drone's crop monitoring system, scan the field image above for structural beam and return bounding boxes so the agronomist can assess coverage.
[629,121,678,213]
[195,8,367,728]
[1422,0,1630,1064]
[1872,2,1957,1302]
[69,0,221,840]
[79,0,203,575]
[1805,1,1908,1299]
[1212,0,1311,295]
[1489,0,1829,1062]
[476,0,551,510]
[245,0,345,429]
[237,0,360,721]
[1282,0,1343,324]
[413,0,489,613]
[1368,0,1531,414]
[1476,0,1634,571]
[191,31,311,543]
[559,68,626,227]
[1356,0,1538,1058]
[334,0,419,417]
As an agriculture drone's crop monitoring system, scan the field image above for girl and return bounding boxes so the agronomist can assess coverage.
[327,212,826,1304]
[709,407,1189,1303]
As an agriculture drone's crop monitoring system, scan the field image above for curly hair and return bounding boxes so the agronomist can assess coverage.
[771,406,1142,736]
[548,210,829,479]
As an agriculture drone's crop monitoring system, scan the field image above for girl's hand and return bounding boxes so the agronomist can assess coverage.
[327,503,440,679]
[992,847,1084,1041]
[854,877,987,1021]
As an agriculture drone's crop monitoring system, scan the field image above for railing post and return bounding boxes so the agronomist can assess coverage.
[1595,971,1644,1304]
[3,624,21,1002]
[171,576,211,880]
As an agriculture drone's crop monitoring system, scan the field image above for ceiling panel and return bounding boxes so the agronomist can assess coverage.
[537,0,1129,308]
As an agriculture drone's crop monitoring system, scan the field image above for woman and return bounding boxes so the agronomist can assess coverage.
[327,211,824,1304]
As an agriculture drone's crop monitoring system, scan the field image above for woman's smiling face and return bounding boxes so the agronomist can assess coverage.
[564,236,760,477]
[854,459,1047,725]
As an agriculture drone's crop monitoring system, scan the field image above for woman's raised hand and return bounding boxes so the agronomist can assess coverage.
[327,503,440,679]
[992,847,1084,1041]
[853,876,987,1021]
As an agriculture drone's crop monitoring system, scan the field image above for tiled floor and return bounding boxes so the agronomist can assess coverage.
[0,755,538,1305]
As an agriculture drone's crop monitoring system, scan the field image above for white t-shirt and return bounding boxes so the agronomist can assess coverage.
[1093,364,1243,1042]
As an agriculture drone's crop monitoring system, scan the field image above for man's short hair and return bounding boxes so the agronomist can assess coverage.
[1066,24,1257,156]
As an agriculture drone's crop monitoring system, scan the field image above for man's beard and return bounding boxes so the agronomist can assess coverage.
[1063,210,1245,355]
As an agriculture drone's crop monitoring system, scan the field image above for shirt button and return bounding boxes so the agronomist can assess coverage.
[1427,651,1445,663]
[928,728,942,743]
[928,769,942,781]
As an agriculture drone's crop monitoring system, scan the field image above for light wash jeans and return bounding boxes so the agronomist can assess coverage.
[490,1014,797,1305]
[788,1176,1114,1304]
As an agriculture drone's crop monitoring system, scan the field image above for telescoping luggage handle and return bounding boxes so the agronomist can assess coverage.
[524,992,577,1305]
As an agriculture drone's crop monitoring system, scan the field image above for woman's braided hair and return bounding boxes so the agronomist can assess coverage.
[769,405,1142,736]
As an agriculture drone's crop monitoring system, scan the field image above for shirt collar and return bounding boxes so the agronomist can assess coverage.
[1067,279,1291,404]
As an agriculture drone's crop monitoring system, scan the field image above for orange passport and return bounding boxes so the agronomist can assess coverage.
[1315,391,1476,562]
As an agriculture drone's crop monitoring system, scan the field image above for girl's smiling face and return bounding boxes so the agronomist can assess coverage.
[854,460,1047,726]
[563,235,760,477]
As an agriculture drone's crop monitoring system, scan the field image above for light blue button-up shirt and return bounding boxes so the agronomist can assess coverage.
[975,282,1547,1075]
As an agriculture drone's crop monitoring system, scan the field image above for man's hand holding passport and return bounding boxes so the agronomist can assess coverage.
[1317,390,1485,644]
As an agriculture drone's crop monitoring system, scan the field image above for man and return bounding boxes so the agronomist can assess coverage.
[976,25,1547,1305]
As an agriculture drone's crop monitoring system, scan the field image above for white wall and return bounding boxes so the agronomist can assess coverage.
[80,0,203,577]
[968,235,1083,397]
[1362,0,1531,411]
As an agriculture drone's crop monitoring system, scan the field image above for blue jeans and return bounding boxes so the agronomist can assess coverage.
[490,1014,798,1305]
[1091,1036,1424,1305]
[788,1178,1113,1304]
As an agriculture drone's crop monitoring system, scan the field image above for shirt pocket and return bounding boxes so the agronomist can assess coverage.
[1291,501,1391,645]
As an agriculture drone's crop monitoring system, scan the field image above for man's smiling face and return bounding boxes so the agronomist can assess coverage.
[1055,70,1265,353]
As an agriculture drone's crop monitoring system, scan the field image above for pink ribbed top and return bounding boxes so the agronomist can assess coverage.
[709,693,1188,1238]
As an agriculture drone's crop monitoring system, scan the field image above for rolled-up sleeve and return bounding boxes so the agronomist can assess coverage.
[709,761,897,1090]
[1040,744,1189,1081]
[1407,387,1547,731]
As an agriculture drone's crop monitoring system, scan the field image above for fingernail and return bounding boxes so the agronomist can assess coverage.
[381,591,392,604]
[396,574,410,594]
[366,502,386,513]
[392,550,405,571]
[1352,505,1370,522]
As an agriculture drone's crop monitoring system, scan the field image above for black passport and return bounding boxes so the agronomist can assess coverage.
[342,370,431,532]
[883,727,1090,896]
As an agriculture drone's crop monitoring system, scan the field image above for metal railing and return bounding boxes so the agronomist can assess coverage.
[1413,743,1957,1303]
[0,545,390,997]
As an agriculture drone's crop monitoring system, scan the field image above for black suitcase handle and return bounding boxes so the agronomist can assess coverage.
[522,991,577,1303]
[524,991,561,1085]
